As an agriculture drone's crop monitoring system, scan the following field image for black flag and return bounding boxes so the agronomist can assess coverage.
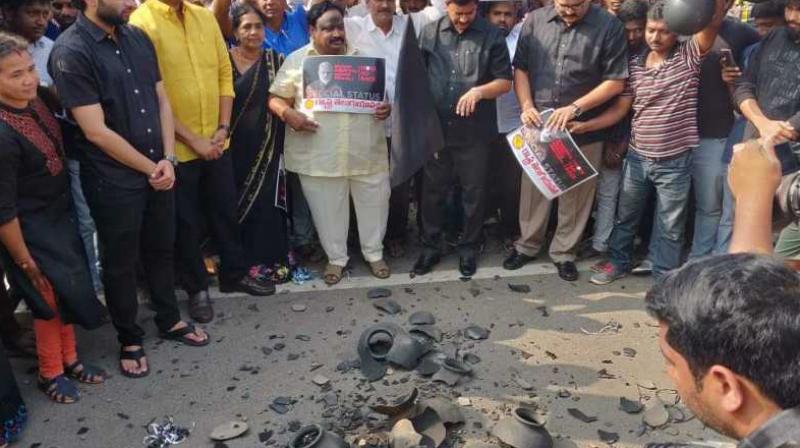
[390,19,444,188]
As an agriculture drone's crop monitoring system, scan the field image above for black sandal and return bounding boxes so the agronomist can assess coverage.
[120,347,150,379]
[65,361,106,384]
[160,323,209,347]
[38,374,80,404]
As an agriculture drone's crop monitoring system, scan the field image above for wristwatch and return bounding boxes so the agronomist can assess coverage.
[571,103,583,118]
[165,154,178,166]
[216,124,231,137]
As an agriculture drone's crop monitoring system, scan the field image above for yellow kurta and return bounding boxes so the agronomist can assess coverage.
[130,0,234,162]
[269,44,387,178]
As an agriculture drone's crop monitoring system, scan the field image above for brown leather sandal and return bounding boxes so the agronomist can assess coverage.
[323,264,344,285]
[369,260,391,279]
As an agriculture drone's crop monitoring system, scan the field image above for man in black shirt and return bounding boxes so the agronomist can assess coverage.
[413,0,512,277]
[503,0,628,281]
[734,0,800,261]
[49,0,209,379]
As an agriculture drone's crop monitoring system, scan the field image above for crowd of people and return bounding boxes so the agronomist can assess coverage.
[0,0,798,444]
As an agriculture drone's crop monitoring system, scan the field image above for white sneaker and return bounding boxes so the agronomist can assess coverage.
[631,259,653,276]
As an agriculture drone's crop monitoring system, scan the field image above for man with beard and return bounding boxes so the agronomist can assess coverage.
[503,0,627,281]
[130,0,277,325]
[304,61,344,98]
[49,0,210,378]
[46,0,79,39]
[482,0,523,245]
[734,0,800,263]
[646,253,800,447]
[412,0,512,277]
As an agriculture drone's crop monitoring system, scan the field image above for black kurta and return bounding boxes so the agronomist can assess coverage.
[0,99,104,329]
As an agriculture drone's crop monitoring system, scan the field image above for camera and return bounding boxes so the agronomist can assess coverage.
[775,171,800,229]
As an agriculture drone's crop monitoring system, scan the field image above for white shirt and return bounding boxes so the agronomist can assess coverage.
[344,4,443,134]
[344,4,443,104]
[496,23,522,134]
[29,37,54,88]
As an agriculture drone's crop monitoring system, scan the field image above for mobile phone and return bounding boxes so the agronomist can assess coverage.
[719,48,737,69]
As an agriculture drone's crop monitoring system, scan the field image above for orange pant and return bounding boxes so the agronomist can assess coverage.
[33,285,77,380]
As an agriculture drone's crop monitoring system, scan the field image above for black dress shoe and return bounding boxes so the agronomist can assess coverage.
[555,261,579,281]
[188,290,214,323]
[459,255,477,277]
[220,275,276,296]
[413,253,440,275]
[503,249,536,270]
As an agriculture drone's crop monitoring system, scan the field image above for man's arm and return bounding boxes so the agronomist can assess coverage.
[569,95,633,134]
[210,0,234,39]
[728,139,781,254]
[739,99,799,143]
[156,81,176,158]
[694,0,727,55]
[268,94,319,132]
[213,21,235,146]
[455,31,511,117]
[71,104,159,176]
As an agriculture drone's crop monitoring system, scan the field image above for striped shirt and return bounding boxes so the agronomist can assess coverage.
[624,38,705,159]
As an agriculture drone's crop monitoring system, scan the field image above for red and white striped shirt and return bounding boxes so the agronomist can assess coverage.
[624,38,705,159]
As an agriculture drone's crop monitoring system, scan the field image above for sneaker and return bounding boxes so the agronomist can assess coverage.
[631,259,653,276]
[590,262,627,285]
[590,258,610,273]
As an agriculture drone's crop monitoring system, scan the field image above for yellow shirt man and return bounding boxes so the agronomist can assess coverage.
[130,0,234,162]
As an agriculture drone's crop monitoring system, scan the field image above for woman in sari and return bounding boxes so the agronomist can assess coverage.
[229,4,293,283]
[0,33,106,405]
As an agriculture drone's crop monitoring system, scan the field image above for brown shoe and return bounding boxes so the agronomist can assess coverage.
[188,290,214,323]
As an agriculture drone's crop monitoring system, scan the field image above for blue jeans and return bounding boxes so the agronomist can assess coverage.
[689,138,726,258]
[592,166,621,253]
[715,163,734,254]
[67,159,102,291]
[608,150,692,280]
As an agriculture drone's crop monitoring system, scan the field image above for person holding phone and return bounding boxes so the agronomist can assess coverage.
[688,0,759,258]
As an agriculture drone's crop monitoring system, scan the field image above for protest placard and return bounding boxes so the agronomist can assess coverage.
[302,56,386,114]
[506,109,598,200]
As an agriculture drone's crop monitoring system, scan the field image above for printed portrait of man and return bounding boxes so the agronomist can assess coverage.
[305,61,344,99]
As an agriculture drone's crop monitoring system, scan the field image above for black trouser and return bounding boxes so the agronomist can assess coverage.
[175,151,247,294]
[82,178,181,346]
[385,138,411,242]
[421,143,489,256]
[486,134,521,238]
[0,265,22,344]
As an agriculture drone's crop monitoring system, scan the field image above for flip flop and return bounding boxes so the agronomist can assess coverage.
[38,374,79,404]
[64,361,107,384]
[160,323,210,347]
[120,347,150,379]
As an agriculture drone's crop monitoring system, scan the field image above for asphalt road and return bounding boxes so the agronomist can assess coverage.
[8,230,732,448]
